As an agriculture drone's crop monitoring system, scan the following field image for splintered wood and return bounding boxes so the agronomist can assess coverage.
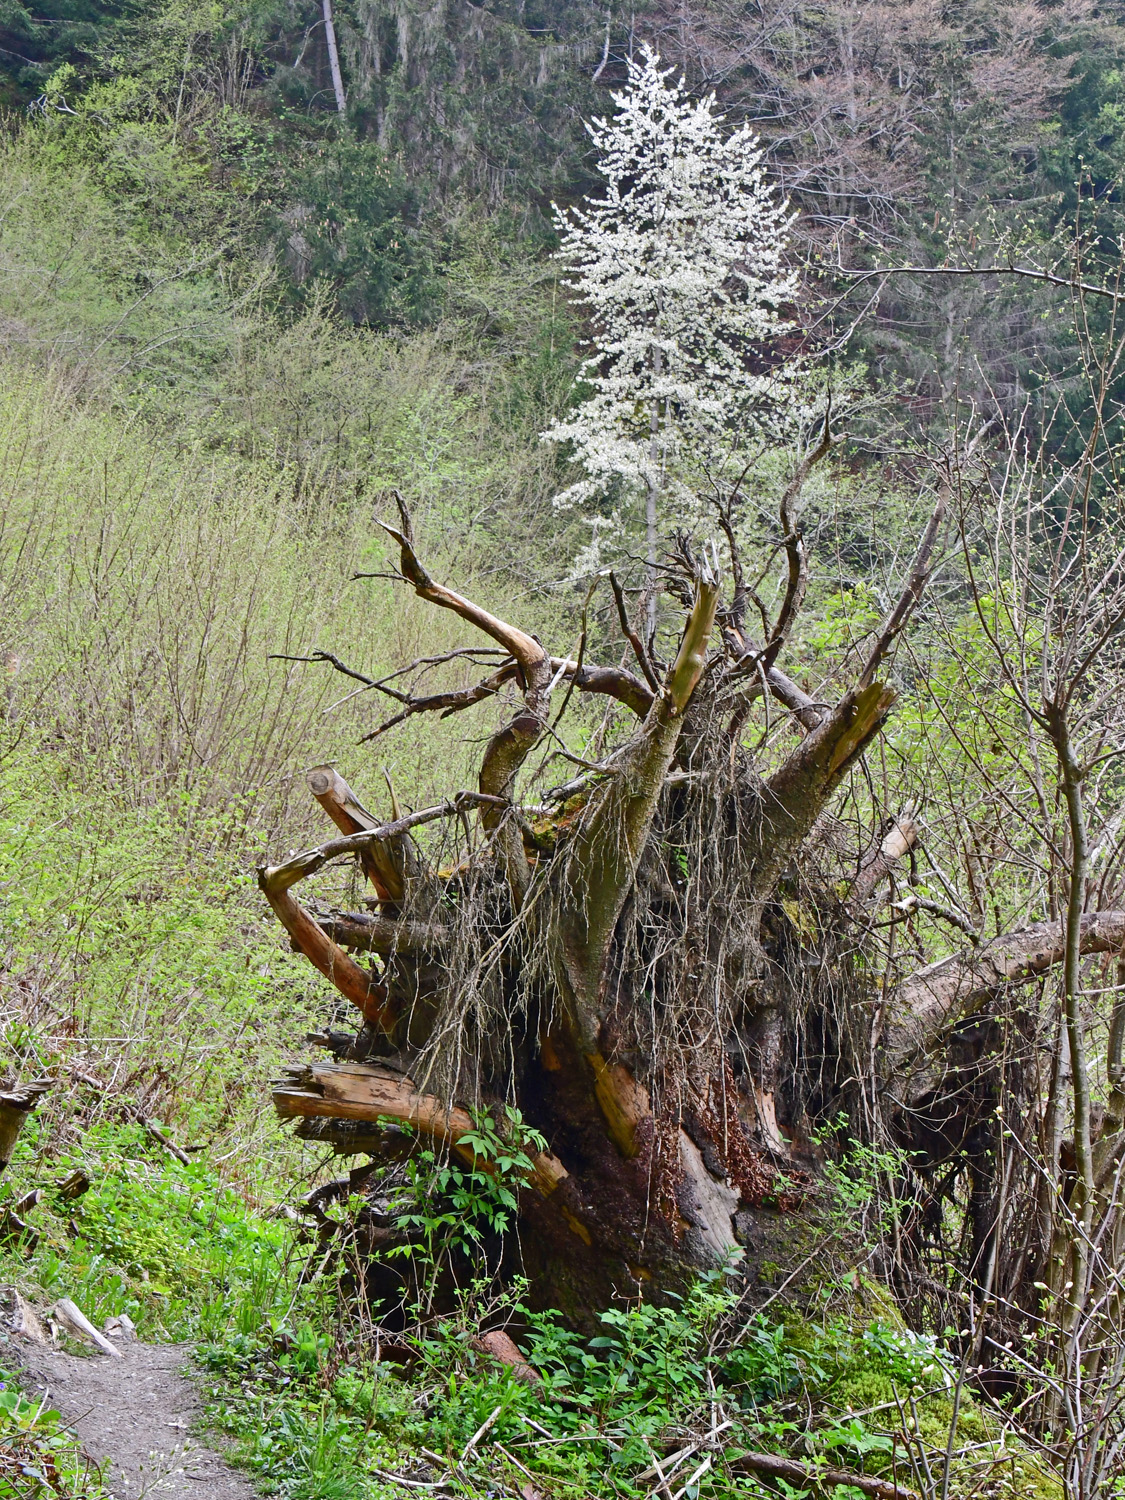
[272,1061,567,1196]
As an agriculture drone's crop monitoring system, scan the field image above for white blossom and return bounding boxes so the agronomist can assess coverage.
[543,45,802,577]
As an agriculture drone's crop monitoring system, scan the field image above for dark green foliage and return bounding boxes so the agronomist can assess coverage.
[271,138,441,324]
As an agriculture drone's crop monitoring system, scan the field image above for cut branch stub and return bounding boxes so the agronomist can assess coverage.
[308,764,417,903]
[0,1083,51,1175]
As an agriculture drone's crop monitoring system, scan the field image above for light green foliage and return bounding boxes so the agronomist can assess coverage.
[0,1122,307,1342]
[0,1376,110,1498]
[0,355,573,1157]
[389,1107,548,1264]
[813,1116,911,1240]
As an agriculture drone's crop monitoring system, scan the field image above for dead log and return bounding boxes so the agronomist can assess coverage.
[731,1450,917,1500]
[883,910,1125,1100]
[51,1298,123,1357]
[272,1061,569,1198]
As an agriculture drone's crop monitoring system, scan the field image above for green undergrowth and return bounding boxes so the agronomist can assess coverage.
[0,1121,314,1344]
[0,1120,1062,1500]
[198,1273,1059,1500]
[0,1377,111,1499]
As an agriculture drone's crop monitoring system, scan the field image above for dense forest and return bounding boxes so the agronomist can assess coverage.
[3,3,1125,1499]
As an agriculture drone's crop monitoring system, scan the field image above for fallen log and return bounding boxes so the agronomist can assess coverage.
[732,1449,916,1500]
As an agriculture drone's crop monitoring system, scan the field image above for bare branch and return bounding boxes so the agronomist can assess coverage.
[358,662,521,743]
[760,419,833,673]
[549,657,653,718]
[310,908,449,955]
[609,572,661,692]
[261,792,504,893]
[837,259,1125,305]
[378,493,550,699]
[258,876,394,1031]
[884,911,1125,1093]
[734,666,828,733]
[858,485,948,688]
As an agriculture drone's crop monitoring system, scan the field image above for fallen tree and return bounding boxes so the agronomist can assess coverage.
[254,470,1125,1334]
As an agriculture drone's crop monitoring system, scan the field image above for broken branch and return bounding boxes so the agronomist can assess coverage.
[884,910,1125,1091]
[272,1061,569,1197]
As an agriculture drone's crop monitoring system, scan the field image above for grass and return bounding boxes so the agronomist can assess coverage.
[0,1376,111,1500]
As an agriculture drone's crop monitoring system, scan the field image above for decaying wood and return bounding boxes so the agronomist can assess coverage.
[731,1449,917,1500]
[0,1083,51,1174]
[883,910,1125,1098]
[470,1329,542,1384]
[273,1061,569,1197]
[4,1287,48,1344]
[55,1169,90,1200]
[0,1188,44,1247]
[52,1297,123,1358]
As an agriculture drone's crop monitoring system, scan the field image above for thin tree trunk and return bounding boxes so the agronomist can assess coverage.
[1048,704,1096,1453]
[323,0,347,115]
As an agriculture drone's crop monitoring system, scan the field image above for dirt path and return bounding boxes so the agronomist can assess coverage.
[13,1340,256,1499]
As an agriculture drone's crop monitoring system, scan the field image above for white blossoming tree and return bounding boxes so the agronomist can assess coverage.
[543,44,801,612]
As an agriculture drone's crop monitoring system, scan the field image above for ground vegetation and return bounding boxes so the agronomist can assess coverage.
[2,4,1125,1499]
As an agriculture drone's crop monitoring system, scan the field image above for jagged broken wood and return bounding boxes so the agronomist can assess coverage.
[0,1083,51,1175]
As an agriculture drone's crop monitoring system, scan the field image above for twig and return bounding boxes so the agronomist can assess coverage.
[671,1455,712,1500]
[730,1450,917,1500]
[460,1402,504,1463]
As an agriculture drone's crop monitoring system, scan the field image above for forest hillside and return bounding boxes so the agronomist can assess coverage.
[2,4,1125,1499]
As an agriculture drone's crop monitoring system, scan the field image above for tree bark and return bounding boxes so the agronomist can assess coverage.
[322,0,347,114]
[0,1084,51,1175]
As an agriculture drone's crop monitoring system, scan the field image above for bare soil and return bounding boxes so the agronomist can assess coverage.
[9,1336,256,1498]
